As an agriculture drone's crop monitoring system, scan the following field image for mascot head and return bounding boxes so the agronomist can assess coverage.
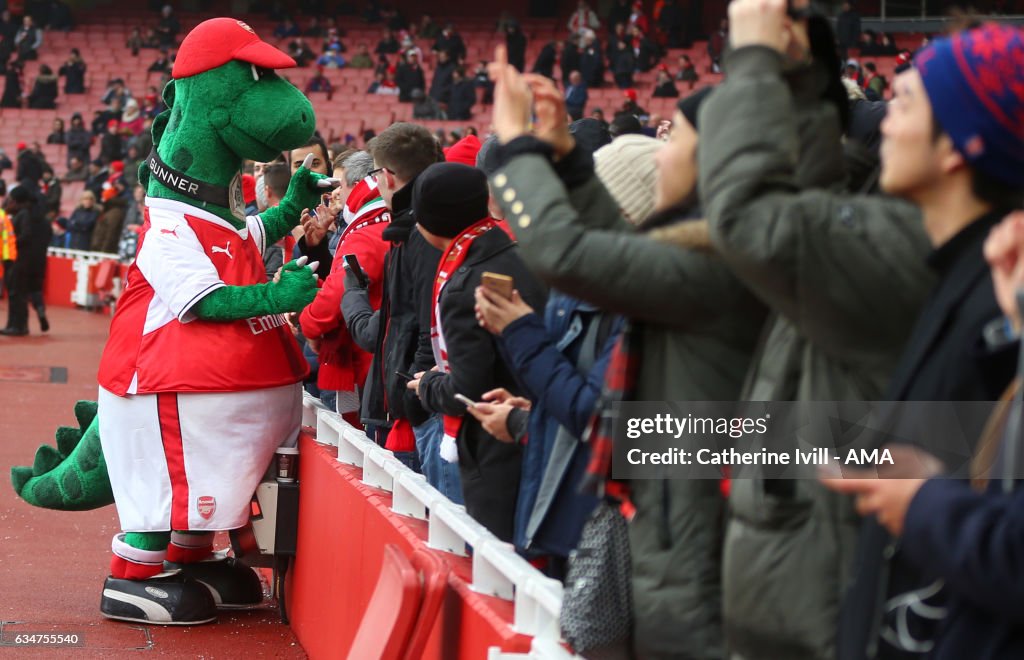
[142,18,316,218]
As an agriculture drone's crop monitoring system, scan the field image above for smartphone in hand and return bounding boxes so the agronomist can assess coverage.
[344,253,370,288]
[481,272,514,300]
[454,393,478,409]
[395,370,416,381]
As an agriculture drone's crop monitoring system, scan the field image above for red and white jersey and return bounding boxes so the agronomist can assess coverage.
[98,197,308,395]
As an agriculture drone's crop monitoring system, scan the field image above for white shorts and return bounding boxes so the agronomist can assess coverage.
[98,383,302,532]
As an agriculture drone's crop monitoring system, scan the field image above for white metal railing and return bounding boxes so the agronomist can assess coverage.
[301,394,577,659]
[47,246,119,261]
[47,247,122,307]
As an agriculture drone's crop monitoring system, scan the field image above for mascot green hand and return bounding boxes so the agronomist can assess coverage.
[10,18,333,625]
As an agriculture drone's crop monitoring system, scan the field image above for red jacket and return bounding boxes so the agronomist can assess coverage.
[300,213,389,392]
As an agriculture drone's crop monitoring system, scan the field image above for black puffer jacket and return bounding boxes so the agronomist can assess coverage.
[356,178,441,429]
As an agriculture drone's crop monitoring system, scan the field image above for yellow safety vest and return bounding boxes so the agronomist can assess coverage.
[0,209,16,262]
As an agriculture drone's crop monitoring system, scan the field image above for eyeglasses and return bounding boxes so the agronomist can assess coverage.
[368,166,390,181]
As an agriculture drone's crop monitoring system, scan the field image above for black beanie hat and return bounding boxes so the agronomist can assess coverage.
[569,118,611,155]
[676,86,713,131]
[412,162,490,238]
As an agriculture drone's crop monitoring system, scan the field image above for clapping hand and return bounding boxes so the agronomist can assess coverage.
[487,44,533,144]
[488,44,576,159]
[984,211,1024,333]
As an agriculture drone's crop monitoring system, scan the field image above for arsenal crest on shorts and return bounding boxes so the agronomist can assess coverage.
[197,496,217,520]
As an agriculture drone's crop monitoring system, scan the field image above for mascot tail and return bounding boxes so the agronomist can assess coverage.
[10,400,114,510]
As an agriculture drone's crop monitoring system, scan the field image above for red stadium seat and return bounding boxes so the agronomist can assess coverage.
[346,544,422,660]
[403,549,451,660]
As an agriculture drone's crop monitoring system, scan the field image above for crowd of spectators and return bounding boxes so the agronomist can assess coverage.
[5,5,1024,660]
[285,13,1024,660]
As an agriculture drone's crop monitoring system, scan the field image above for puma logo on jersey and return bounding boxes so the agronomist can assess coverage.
[160,227,179,238]
[211,241,233,259]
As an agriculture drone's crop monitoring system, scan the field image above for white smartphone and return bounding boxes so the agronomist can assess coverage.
[454,393,477,409]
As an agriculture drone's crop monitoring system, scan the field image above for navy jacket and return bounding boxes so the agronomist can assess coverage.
[901,477,1024,659]
[499,292,621,556]
[565,84,588,113]
[840,211,1019,660]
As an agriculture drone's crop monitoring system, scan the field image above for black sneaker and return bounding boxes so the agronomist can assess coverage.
[165,552,265,609]
[100,570,217,625]
[39,315,49,333]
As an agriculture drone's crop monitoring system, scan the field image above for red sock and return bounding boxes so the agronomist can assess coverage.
[110,554,164,580]
[166,531,215,564]
[166,542,213,564]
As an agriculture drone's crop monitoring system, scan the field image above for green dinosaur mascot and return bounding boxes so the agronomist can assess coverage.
[9,18,336,625]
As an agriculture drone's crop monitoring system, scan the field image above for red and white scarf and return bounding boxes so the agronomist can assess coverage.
[340,176,389,237]
[431,217,498,463]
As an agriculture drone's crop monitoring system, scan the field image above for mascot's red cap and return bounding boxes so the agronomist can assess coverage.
[172,18,296,79]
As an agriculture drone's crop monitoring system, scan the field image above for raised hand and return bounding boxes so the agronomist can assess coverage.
[984,211,1024,333]
[488,44,533,144]
[728,0,791,54]
[523,73,575,160]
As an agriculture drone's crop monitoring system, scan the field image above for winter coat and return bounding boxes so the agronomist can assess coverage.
[897,476,1024,660]
[565,84,588,117]
[66,206,99,250]
[499,293,621,556]
[611,47,635,77]
[91,196,127,254]
[532,43,557,79]
[59,60,86,94]
[28,73,58,109]
[99,132,123,164]
[1,69,21,108]
[428,59,456,104]
[447,80,476,120]
[395,63,425,102]
[491,143,766,658]
[839,209,1017,660]
[300,215,390,392]
[16,151,43,187]
[560,44,580,86]
[698,45,934,660]
[345,178,441,428]
[10,204,52,291]
[580,46,604,88]
[432,32,466,61]
[41,178,61,214]
[66,127,92,164]
[653,79,679,97]
[417,227,548,542]
[836,9,862,49]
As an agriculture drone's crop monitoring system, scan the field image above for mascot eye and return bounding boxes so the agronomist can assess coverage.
[251,65,273,82]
